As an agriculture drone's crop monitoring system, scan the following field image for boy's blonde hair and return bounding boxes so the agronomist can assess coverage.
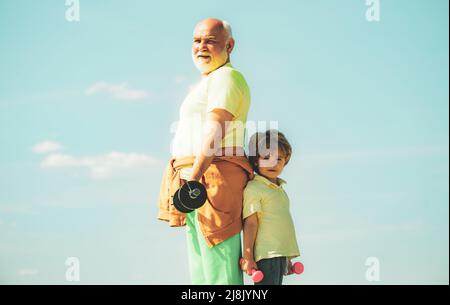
[248,129,292,174]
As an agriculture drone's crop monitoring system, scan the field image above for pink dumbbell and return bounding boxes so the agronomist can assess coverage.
[290,262,304,275]
[240,258,264,283]
[248,268,264,283]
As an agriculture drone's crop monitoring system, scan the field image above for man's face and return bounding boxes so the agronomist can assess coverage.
[192,22,232,75]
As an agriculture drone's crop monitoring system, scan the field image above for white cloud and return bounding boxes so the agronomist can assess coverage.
[0,204,36,215]
[85,81,149,101]
[32,141,62,154]
[18,268,39,276]
[41,151,160,179]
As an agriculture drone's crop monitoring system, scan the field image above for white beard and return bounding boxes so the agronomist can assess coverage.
[192,50,229,74]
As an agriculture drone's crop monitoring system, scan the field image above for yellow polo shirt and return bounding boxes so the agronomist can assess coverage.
[171,63,251,159]
[243,174,301,262]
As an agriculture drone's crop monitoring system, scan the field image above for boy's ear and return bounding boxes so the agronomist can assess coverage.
[285,155,291,165]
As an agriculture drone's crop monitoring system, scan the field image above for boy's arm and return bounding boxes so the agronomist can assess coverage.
[242,213,259,273]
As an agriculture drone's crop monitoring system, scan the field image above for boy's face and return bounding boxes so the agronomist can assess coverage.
[257,148,287,180]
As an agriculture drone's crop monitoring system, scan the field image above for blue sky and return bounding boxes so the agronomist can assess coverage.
[0,0,448,284]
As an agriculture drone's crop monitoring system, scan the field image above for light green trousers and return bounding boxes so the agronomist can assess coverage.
[186,210,243,285]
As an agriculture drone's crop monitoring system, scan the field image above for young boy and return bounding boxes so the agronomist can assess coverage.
[241,129,301,285]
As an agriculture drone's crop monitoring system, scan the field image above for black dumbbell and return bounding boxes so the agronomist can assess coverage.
[172,180,207,213]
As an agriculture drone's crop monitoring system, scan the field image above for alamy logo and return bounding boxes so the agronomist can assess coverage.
[65,0,80,22]
[366,0,381,22]
[365,257,381,282]
[65,257,80,282]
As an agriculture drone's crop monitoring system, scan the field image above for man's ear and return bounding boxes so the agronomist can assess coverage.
[227,38,235,54]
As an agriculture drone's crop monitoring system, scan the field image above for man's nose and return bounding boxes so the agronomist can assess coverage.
[199,40,208,51]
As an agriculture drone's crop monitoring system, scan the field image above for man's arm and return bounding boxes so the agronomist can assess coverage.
[188,108,234,181]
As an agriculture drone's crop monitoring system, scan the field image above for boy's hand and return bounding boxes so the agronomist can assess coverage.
[286,258,294,275]
[241,258,259,275]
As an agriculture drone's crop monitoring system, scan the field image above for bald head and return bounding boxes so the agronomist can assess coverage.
[191,18,235,75]
[194,18,232,39]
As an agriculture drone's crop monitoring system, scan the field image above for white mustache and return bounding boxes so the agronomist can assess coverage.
[196,52,211,57]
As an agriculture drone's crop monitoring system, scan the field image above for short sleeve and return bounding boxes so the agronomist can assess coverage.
[207,68,244,117]
[243,184,262,219]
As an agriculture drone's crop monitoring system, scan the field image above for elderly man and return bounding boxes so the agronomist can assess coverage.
[158,18,253,285]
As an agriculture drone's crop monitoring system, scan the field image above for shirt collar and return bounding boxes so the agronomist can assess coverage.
[215,62,233,71]
[203,62,233,79]
[254,174,287,189]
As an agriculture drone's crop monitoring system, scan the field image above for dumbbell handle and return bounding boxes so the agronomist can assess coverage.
[240,258,264,283]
